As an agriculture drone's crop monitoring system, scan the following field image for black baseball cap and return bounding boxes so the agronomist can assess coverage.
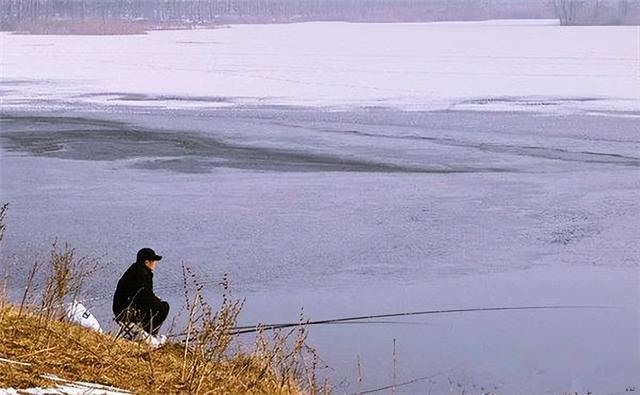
[137,248,162,263]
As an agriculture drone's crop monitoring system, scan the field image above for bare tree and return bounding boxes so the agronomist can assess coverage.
[617,0,630,23]
[553,0,581,25]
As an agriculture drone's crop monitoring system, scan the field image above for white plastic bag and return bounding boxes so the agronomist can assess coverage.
[65,300,103,333]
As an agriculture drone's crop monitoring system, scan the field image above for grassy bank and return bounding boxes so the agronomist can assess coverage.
[0,204,324,394]
[0,305,308,393]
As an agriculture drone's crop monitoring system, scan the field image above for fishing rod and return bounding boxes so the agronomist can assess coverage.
[170,304,609,338]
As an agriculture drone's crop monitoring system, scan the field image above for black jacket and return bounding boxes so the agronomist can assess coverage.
[112,261,163,318]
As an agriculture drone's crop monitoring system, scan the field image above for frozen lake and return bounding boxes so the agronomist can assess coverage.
[1,106,638,394]
[1,20,638,113]
[1,21,639,394]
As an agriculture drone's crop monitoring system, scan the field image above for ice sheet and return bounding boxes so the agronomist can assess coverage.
[1,20,638,113]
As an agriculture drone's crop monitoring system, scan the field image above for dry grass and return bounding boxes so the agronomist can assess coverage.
[0,202,326,393]
[0,203,8,311]
[0,203,7,244]
[39,242,99,321]
[173,266,326,394]
[0,305,310,393]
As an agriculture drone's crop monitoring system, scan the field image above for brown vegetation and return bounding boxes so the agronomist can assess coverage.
[0,305,318,393]
[0,203,325,393]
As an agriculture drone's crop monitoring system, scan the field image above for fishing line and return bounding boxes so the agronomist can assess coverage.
[169,304,610,338]
[358,370,448,394]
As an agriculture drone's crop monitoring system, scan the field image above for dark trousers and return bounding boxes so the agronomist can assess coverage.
[118,301,170,336]
[143,301,170,335]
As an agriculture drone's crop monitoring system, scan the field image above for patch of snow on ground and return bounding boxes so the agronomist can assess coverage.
[0,360,130,395]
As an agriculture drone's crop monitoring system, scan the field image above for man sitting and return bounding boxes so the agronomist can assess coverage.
[113,248,170,343]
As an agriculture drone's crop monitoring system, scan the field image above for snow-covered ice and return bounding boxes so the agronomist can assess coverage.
[1,20,638,114]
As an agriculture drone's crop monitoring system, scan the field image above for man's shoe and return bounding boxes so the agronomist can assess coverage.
[141,332,166,348]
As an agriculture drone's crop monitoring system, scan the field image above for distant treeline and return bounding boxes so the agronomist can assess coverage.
[1,0,638,31]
